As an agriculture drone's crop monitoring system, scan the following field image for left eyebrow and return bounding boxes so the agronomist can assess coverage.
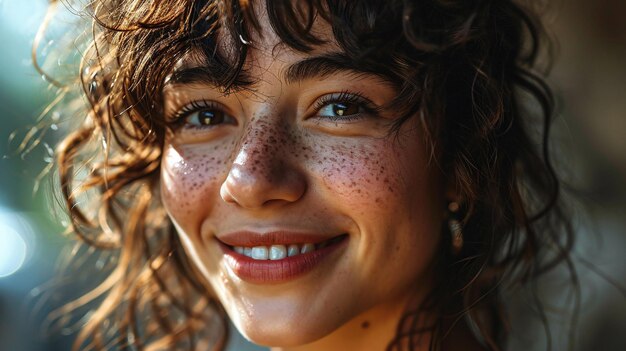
[283,53,396,86]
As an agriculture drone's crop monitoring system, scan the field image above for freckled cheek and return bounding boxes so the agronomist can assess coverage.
[160,144,231,230]
[312,143,403,212]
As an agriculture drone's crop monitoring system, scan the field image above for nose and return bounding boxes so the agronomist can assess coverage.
[220,122,306,209]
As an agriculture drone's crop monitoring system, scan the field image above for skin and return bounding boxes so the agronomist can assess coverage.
[159,8,451,351]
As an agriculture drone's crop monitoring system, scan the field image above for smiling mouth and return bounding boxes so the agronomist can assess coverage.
[225,234,348,260]
[217,233,349,284]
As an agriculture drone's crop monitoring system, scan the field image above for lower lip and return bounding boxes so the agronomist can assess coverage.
[217,236,348,284]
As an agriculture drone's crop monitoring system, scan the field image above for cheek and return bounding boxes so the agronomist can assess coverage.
[303,134,441,284]
[305,139,409,212]
[160,143,230,228]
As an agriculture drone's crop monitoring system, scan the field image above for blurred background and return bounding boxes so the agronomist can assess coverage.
[0,0,624,350]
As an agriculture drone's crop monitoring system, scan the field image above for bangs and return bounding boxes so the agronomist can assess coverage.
[93,0,436,129]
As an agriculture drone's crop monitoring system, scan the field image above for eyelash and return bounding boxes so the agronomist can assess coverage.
[312,91,379,122]
[169,99,219,127]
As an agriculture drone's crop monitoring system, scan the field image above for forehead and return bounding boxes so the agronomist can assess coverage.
[168,3,339,79]
[161,1,406,99]
[164,19,395,93]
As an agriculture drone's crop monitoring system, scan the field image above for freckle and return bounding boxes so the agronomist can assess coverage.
[375,197,381,203]
[395,245,400,251]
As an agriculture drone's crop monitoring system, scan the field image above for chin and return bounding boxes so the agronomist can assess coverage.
[235,315,339,348]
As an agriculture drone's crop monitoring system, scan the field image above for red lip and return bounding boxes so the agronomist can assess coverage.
[217,231,338,246]
[216,234,348,284]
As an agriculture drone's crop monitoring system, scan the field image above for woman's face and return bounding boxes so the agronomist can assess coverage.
[160,11,445,348]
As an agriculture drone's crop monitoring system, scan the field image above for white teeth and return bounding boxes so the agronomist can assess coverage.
[287,244,300,257]
[269,245,287,260]
[250,246,268,260]
[301,243,315,254]
[233,242,320,260]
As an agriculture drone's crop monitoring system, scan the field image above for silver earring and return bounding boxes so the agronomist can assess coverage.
[448,202,463,254]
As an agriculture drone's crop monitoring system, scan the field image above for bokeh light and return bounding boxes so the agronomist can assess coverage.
[0,222,27,278]
[0,209,34,278]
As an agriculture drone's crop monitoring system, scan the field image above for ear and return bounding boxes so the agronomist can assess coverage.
[443,175,461,206]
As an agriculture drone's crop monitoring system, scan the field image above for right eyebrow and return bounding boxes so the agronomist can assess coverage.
[164,65,252,88]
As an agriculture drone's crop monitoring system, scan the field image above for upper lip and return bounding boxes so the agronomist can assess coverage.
[217,231,342,247]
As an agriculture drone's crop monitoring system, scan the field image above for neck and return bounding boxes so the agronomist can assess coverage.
[269,293,432,351]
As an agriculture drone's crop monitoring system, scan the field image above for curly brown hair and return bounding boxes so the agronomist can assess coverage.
[37,0,575,350]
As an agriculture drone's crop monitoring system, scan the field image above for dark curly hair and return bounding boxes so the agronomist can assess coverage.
[37,0,575,350]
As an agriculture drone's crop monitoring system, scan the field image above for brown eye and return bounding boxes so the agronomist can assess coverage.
[194,110,224,125]
[331,103,360,116]
[184,109,234,128]
[319,102,361,117]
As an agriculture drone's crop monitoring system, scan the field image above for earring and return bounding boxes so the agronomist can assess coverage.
[448,201,463,254]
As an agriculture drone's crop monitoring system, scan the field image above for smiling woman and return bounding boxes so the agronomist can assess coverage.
[39,0,575,350]
[161,20,443,348]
